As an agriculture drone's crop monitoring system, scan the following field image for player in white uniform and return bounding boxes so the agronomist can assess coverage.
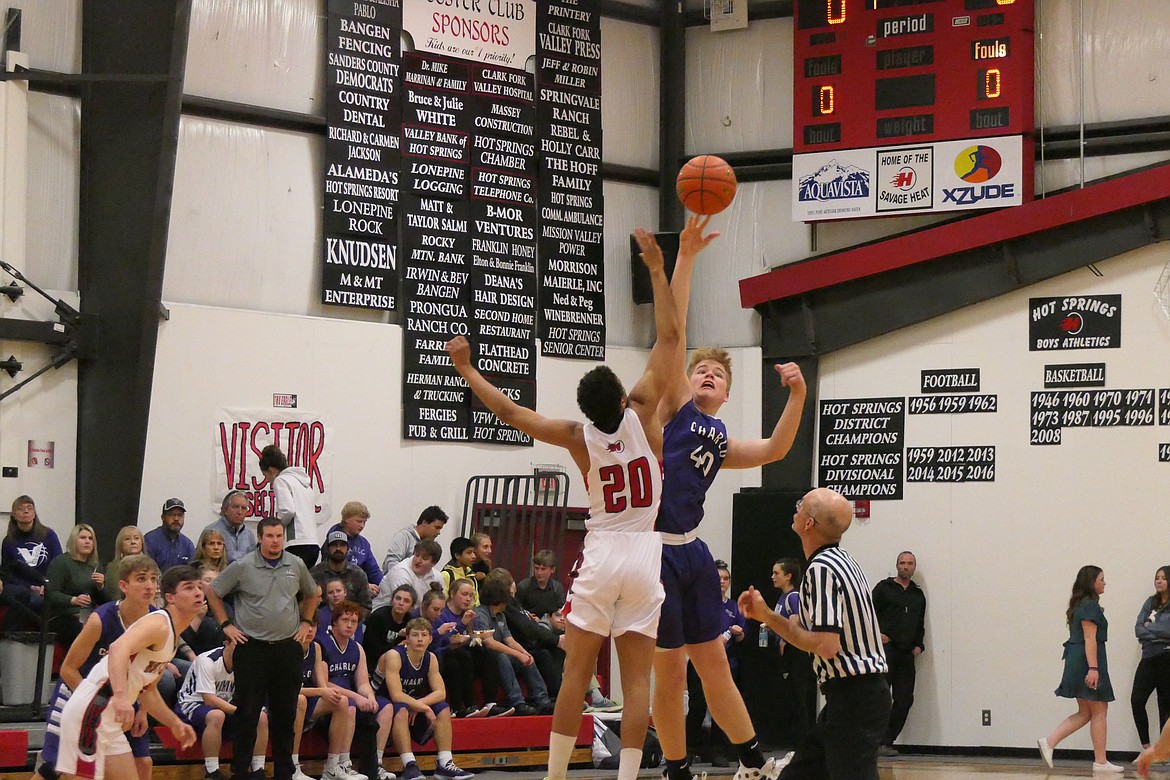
[56,566,203,780]
[446,226,679,780]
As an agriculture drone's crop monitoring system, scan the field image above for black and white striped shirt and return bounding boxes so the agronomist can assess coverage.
[799,543,888,684]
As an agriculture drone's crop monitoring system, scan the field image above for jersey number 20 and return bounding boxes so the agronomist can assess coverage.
[599,456,654,512]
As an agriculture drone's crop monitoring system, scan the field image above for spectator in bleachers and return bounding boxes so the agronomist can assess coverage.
[45,523,108,648]
[516,550,566,618]
[473,577,554,716]
[313,530,373,610]
[180,568,227,658]
[204,490,257,564]
[319,575,365,640]
[329,501,383,597]
[487,569,566,697]
[364,584,417,674]
[1,494,61,629]
[433,578,493,718]
[440,537,478,607]
[259,444,322,569]
[174,638,270,780]
[295,637,353,780]
[144,498,196,571]
[376,541,443,612]
[194,528,229,575]
[378,617,475,780]
[468,533,492,586]
[381,506,448,573]
[104,526,146,601]
[319,600,392,780]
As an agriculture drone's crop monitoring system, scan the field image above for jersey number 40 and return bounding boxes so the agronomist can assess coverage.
[599,456,654,513]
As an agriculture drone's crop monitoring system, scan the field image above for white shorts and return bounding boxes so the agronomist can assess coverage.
[55,677,131,780]
[565,530,664,638]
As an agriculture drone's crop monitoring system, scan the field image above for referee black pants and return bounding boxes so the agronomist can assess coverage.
[232,637,303,780]
[780,673,891,780]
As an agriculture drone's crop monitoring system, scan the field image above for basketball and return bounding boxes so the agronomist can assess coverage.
[676,155,737,215]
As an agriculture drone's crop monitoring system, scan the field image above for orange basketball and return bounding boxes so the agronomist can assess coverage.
[676,155,737,215]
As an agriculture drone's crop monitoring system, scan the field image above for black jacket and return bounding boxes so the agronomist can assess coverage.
[871,577,926,653]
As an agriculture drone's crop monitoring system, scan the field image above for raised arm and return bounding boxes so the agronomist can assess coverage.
[658,214,721,420]
[722,362,808,469]
[445,336,587,468]
[625,229,681,438]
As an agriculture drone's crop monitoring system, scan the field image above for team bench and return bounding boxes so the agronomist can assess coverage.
[153,714,594,775]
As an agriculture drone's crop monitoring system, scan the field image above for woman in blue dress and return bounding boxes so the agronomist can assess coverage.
[1038,565,1122,773]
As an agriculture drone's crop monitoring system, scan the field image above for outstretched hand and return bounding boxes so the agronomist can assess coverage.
[737,586,767,621]
[679,213,720,256]
[633,228,665,273]
[445,336,472,370]
[773,362,806,394]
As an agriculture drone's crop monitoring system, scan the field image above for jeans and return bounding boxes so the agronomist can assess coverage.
[496,650,550,707]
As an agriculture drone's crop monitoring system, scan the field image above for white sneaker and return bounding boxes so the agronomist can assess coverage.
[1092,761,1123,773]
[292,768,317,780]
[341,763,369,780]
[776,752,794,770]
[733,757,783,780]
[1037,738,1054,769]
[376,768,397,780]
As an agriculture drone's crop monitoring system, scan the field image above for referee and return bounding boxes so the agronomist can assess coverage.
[205,515,321,780]
[740,488,890,780]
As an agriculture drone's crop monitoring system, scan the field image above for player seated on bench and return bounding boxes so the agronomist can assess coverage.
[174,637,269,780]
[320,600,388,780]
[293,635,355,780]
[378,617,474,780]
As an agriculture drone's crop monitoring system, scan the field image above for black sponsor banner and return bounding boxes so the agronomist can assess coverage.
[537,0,604,359]
[468,94,536,140]
[907,394,997,414]
[1043,362,1106,389]
[468,194,538,445]
[322,0,402,310]
[1029,295,1122,351]
[1030,388,1156,446]
[818,398,905,500]
[1160,389,1170,426]
[920,368,979,393]
[905,446,996,482]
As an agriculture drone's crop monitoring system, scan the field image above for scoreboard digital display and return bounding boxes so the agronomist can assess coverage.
[792,0,1034,221]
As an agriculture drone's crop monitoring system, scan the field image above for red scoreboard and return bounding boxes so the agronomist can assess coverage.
[791,0,1035,221]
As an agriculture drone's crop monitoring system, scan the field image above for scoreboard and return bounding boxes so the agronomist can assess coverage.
[791,0,1035,222]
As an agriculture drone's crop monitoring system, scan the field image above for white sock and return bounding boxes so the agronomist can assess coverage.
[439,750,453,765]
[252,755,265,772]
[327,753,340,771]
[205,757,220,773]
[341,752,352,766]
[292,753,300,766]
[402,752,417,766]
[377,749,385,763]
[548,732,575,780]
[618,748,644,780]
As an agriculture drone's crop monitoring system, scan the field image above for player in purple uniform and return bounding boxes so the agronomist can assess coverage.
[379,618,473,780]
[317,601,382,780]
[293,638,352,780]
[34,554,160,780]
[654,214,807,780]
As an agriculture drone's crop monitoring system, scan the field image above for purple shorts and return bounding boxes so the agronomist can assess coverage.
[657,538,724,649]
[392,700,449,744]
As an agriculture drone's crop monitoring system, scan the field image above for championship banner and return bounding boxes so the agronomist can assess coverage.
[212,409,334,524]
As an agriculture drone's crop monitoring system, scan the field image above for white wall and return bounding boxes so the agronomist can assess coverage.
[818,241,1170,750]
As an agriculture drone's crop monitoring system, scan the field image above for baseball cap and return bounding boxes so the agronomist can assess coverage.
[326,530,349,546]
[162,498,186,513]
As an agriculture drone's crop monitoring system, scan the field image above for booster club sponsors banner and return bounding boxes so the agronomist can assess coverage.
[213,409,333,523]
[818,397,905,500]
[403,0,536,69]
[537,0,605,359]
[323,0,402,310]
[1029,295,1121,351]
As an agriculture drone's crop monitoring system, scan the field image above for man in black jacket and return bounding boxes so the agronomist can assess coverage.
[871,551,926,756]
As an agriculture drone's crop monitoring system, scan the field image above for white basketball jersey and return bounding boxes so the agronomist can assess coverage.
[583,407,662,533]
[83,610,176,698]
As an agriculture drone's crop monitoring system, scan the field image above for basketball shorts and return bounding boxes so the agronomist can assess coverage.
[656,538,724,649]
[55,679,131,780]
[392,700,448,744]
[564,530,664,639]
